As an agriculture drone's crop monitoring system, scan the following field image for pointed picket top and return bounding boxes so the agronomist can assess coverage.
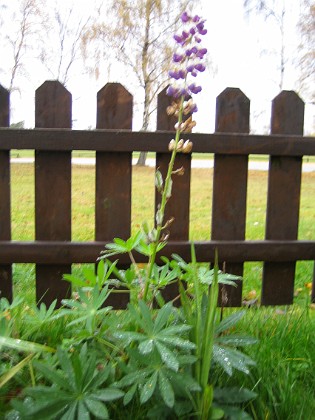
[0,84,10,127]
[35,80,72,128]
[97,82,132,129]
[271,90,304,135]
[215,87,250,133]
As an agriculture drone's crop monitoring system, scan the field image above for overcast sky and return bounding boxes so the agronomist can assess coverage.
[1,0,313,133]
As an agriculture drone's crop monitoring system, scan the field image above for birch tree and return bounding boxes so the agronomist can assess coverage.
[243,0,289,91]
[0,0,44,93]
[39,1,93,86]
[297,0,315,103]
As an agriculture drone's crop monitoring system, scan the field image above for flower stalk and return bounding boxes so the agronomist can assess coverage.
[142,11,207,302]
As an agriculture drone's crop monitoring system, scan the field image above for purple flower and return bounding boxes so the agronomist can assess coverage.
[166,86,179,97]
[174,34,184,44]
[181,11,190,23]
[188,84,202,94]
[173,53,183,63]
[195,63,206,72]
[167,11,207,106]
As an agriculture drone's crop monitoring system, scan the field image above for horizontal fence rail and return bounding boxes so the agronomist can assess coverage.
[0,129,314,155]
[0,80,314,307]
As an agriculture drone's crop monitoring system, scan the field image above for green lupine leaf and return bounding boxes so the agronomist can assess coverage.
[217,405,252,419]
[77,400,90,420]
[138,300,154,333]
[32,361,69,390]
[139,338,154,354]
[114,369,151,388]
[60,402,77,420]
[113,330,146,345]
[177,354,198,365]
[215,311,245,335]
[153,302,172,332]
[123,382,137,405]
[216,334,258,347]
[170,371,201,392]
[57,348,76,390]
[84,398,109,419]
[12,396,70,418]
[158,370,174,408]
[63,273,88,288]
[88,366,110,390]
[210,407,225,419]
[158,335,196,350]
[213,345,255,376]
[0,336,55,353]
[93,388,124,402]
[140,371,158,404]
[159,324,192,336]
[155,341,179,371]
[214,387,257,404]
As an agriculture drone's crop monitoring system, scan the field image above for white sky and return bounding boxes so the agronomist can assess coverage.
[1,0,314,134]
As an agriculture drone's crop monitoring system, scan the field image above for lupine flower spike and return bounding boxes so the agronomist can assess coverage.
[167,11,207,153]
[144,11,207,299]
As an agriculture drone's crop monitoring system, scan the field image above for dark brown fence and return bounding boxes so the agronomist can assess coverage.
[0,80,314,307]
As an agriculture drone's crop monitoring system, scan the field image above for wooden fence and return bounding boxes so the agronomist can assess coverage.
[0,80,315,308]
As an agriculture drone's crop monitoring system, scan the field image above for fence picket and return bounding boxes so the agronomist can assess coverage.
[35,81,72,306]
[262,91,305,305]
[211,88,250,306]
[0,84,12,301]
[96,83,132,309]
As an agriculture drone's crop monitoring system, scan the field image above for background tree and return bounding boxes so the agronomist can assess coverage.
[297,0,315,104]
[82,0,194,165]
[0,0,45,93]
[39,1,93,86]
[243,0,288,91]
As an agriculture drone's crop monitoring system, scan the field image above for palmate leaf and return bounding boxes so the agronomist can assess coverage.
[216,334,258,347]
[158,370,174,408]
[139,338,154,354]
[213,345,256,376]
[155,341,179,371]
[11,397,70,419]
[214,387,257,404]
[215,310,246,335]
[0,336,55,354]
[13,347,124,419]
[100,232,143,258]
[153,302,173,332]
[140,370,158,404]
[123,383,137,406]
[93,388,124,402]
[84,398,109,419]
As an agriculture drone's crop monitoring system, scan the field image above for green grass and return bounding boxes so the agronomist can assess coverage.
[2,162,315,418]
[9,163,315,304]
[216,303,315,419]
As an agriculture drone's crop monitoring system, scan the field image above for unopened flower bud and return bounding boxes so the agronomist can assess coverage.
[183,140,193,153]
[177,139,184,150]
[168,139,176,151]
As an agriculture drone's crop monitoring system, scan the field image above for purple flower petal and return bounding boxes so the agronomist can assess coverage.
[173,53,183,63]
[181,11,190,23]
[195,63,206,72]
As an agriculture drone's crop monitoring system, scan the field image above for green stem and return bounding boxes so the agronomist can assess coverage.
[143,95,185,301]
[200,249,219,414]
